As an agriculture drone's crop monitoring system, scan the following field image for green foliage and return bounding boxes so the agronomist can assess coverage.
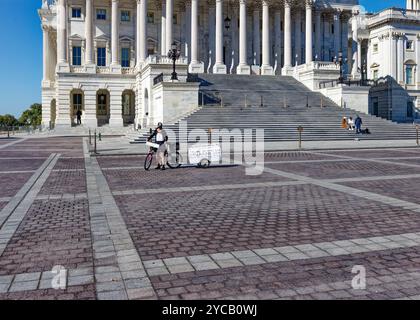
[18,103,42,127]
[0,114,19,127]
[0,103,42,128]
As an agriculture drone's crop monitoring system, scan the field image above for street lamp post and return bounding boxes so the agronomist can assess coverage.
[168,42,180,81]
[334,51,347,84]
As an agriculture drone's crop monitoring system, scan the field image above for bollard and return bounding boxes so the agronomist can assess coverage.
[320,96,324,108]
[7,127,10,138]
[283,96,287,109]
[306,96,309,108]
[94,130,97,154]
[417,125,419,146]
[220,96,224,108]
[99,132,102,141]
[244,95,248,109]
[208,128,213,144]
[89,129,92,145]
[260,95,264,108]
[297,126,304,150]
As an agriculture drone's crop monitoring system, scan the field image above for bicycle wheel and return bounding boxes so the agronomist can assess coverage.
[167,151,183,169]
[144,153,153,171]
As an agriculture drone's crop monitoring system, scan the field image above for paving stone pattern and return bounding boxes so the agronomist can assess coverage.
[1,138,420,300]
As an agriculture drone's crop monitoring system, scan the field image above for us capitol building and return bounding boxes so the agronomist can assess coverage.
[39,0,420,129]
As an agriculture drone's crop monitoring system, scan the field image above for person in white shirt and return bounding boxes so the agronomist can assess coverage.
[148,123,168,170]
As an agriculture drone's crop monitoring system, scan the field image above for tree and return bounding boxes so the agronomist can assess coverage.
[19,103,42,127]
[0,114,19,127]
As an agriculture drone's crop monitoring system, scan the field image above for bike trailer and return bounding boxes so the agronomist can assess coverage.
[188,143,222,168]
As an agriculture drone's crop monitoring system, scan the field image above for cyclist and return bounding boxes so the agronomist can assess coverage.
[147,122,168,170]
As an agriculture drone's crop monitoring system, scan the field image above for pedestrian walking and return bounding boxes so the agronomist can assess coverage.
[76,110,82,125]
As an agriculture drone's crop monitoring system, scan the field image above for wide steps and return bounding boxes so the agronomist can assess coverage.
[130,75,417,144]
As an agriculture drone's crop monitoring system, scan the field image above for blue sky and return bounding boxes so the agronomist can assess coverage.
[0,0,407,117]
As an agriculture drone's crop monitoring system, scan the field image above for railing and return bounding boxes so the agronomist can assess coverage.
[153,73,164,85]
[0,125,44,136]
[96,66,110,74]
[319,79,376,89]
[145,54,188,65]
[122,67,135,75]
[70,66,85,73]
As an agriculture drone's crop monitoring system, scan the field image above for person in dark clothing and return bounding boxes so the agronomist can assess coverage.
[355,115,363,134]
[76,110,82,125]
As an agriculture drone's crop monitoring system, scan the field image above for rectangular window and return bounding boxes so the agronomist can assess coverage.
[96,9,107,20]
[173,14,178,25]
[72,46,82,66]
[72,7,82,18]
[373,43,378,53]
[406,40,414,51]
[121,48,130,68]
[406,66,414,84]
[373,69,379,80]
[121,10,130,22]
[97,47,106,66]
[147,12,155,24]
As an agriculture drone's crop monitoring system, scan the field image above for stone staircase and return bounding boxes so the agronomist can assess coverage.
[130,74,417,144]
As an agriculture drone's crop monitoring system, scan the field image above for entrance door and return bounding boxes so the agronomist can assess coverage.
[72,93,83,126]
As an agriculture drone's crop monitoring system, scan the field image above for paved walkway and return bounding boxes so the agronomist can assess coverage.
[1,136,420,299]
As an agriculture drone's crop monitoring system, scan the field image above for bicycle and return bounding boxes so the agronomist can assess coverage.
[144,143,183,171]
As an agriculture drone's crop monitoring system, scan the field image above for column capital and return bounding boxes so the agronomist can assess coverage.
[305,0,314,9]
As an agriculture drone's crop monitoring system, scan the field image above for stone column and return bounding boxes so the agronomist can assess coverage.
[261,1,273,75]
[57,0,67,65]
[161,1,166,55]
[333,10,341,58]
[166,0,173,55]
[189,0,204,72]
[109,90,124,127]
[237,0,250,74]
[351,13,359,77]
[213,0,226,74]
[341,14,349,75]
[185,1,192,62]
[283,0,292,71]
[397,33,405,84]
[111,0,121,72]
[305,1,313,64]
[208,2,216,72]
[85,0,94,69]
[294,10,302,65]
[416,34,420,89]
[42,26,50,82]
[274,8,282,73]
[315,10,321,60]
[137,0,147,65]
[252,6,260,67]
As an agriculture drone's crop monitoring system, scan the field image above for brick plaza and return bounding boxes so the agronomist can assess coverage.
[1,137,420,300]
